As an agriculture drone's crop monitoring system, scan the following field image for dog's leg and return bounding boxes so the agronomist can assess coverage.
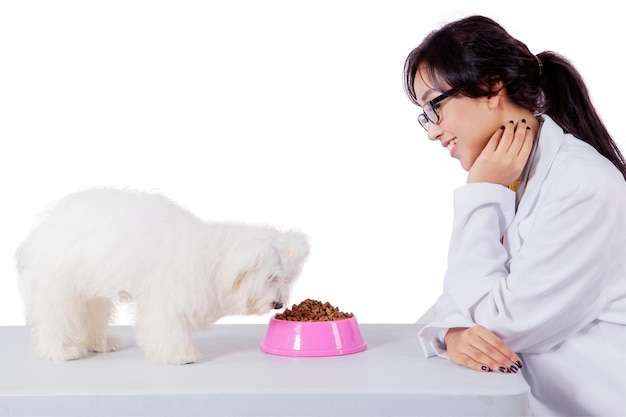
[134,300,200,365]
[30,293,89,361]
[83,297,120,354]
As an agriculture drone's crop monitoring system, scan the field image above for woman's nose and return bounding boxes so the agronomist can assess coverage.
[427,123,443,141]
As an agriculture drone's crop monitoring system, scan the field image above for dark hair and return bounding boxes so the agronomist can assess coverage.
[403,15,626,180]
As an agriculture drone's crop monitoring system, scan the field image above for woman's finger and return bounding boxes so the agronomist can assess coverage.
[471,326,523,371]
[445,331,492,372]
[507,119,533,157]
[516,123,535,160]
[505,119,526,153]
[482,123,505,153]
[494,120,516,154]
[445,327,523,373]
[456,348,493,373]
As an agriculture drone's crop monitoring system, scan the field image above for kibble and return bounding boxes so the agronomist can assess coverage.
[275,298,354,321]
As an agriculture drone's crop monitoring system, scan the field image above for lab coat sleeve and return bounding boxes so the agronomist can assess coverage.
[444,171,615,353]
[417,292,476,358]
[416,183,515,358]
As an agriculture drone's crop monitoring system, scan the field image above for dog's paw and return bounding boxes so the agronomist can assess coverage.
[88,334,120,353]
[146,344,200,365]
[36,344,88,362]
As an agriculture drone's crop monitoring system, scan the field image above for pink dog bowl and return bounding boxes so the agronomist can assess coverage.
[260,316,367,357]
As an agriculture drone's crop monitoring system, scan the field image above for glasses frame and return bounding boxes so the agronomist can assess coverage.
[417,92,451,131]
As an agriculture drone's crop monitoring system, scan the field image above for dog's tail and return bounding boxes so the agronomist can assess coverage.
[14,249,30,323]
[14,241,38,324]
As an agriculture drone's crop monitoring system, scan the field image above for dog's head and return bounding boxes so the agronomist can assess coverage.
[214,226,309,317]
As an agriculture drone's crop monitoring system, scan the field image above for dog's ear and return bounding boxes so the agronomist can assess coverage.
[229,229,309,292]
[232,270,247,292]
[230,253,265,293]
[229,237,279,292]
[273,230,310,273]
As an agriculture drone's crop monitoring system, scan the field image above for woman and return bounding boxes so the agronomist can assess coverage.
[404,15,626,416]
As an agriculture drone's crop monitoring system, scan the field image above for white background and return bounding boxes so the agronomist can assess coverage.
[1,1,624,326]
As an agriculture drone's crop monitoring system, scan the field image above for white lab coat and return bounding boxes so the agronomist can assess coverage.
[418,115,626,416]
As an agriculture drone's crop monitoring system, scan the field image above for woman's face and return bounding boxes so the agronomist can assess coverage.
[413,67,501,171]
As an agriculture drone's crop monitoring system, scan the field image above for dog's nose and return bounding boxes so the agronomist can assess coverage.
[272,301,283,309]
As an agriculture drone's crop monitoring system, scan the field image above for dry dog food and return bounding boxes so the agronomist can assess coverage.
[275,298,354,321]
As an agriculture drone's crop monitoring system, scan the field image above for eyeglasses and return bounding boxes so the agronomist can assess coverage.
[417,92,451,131]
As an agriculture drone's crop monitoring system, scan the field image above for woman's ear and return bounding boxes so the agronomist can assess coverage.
[486,80,505,109]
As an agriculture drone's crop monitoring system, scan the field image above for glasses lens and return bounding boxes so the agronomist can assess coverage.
[424,103,439,124]
[417,114,429,131]
[417,92,452,132]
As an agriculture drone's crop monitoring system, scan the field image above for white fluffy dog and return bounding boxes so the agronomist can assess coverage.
[15,188,309,365]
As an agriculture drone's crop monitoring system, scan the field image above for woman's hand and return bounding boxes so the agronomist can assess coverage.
[467,119,534,186]
[444,326,523,373]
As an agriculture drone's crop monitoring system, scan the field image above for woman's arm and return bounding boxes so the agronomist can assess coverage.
[445,160,618,353]
[418,292,522,373]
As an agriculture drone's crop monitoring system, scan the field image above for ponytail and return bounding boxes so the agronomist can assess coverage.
[538,52,626,179]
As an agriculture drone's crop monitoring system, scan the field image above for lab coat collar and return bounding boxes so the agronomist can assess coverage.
[516,115,566,214]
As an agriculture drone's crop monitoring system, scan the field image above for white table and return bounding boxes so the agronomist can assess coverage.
[0,324,530,416]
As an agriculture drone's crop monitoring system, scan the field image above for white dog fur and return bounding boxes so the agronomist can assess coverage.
[15,188,309,365]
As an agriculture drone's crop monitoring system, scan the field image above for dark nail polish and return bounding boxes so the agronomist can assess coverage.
[515,361,523,368]
[526,126,531,130]
[498,366,507,373]
[500,125,505,130]
[509,120,514,124]
[521,118,526,123]
[509,365,518,373]
[481,365,488,371]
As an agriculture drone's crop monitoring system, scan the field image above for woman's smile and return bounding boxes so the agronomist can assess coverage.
[443,138,459,157]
